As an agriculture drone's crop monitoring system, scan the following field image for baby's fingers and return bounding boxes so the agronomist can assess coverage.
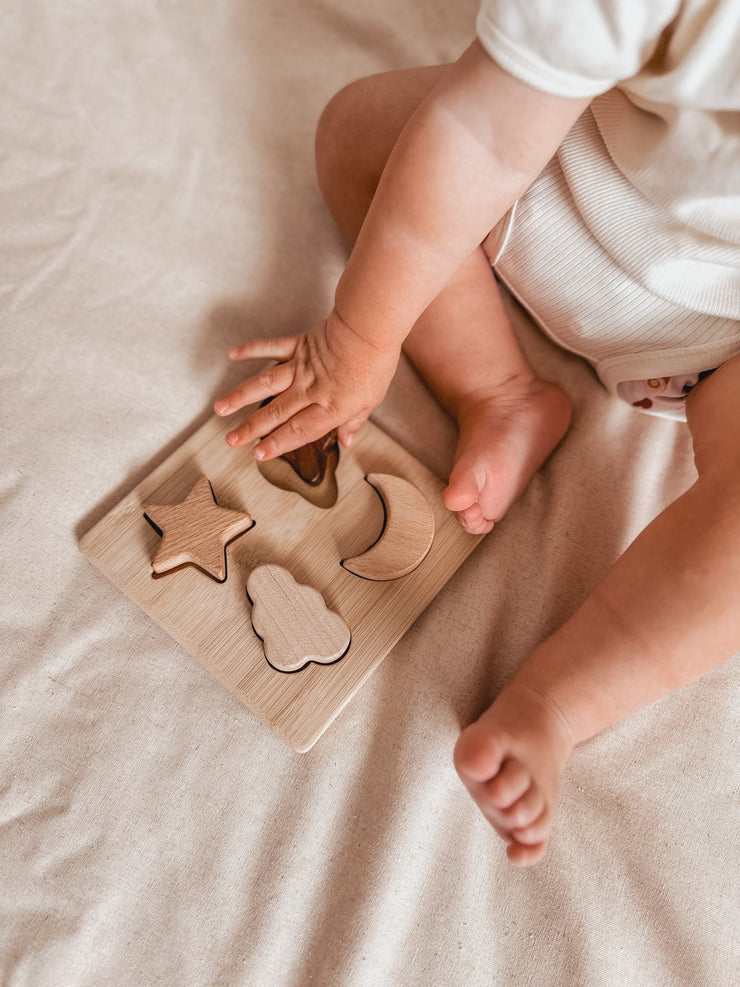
[223,387,311,449]
[253,405,338,462]
[214,361,293,417]
[229,335,299,362]
[337,413,370,449]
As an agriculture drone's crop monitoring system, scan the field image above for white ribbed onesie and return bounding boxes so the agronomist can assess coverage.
[476,0,740,420]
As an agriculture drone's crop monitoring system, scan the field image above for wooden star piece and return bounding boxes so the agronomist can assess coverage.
[143,475,253,582]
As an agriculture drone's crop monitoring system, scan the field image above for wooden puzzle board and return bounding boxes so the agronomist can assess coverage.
[79,412,485,751]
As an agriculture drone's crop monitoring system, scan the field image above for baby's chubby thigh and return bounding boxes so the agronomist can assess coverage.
[315,63,450,225]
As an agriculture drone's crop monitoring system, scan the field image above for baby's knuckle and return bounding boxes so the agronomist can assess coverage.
[233,382,251,405]
[260,367,279,391]
[263,400,283,427]
[300,367,317,395]
[322,392,343,416]
[285,416,309,440]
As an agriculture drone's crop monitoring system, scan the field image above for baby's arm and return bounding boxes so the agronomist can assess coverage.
[513,354,740,745]
[215,42,589,460]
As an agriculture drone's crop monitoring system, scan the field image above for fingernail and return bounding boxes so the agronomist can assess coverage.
[229,349,239,359]
[215,400,228,414]
[253,446,264,460]
[226,431,240,445]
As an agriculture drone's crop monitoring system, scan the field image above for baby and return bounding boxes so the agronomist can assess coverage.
[214,0,740,864]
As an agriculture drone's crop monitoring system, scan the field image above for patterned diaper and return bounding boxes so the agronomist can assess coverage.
[616,370,717,420]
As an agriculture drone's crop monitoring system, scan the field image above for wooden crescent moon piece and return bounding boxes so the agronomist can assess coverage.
[247,564,351,674]
[143,475,254,582]
[341,473,435,581]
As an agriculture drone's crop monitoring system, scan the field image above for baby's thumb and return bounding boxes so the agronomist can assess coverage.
[337,415,368,448]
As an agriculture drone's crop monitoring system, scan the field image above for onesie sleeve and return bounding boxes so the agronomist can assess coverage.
[476,0,682,98]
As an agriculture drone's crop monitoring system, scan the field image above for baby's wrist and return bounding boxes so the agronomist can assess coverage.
[333,271,410,351]
[327,303,400,356]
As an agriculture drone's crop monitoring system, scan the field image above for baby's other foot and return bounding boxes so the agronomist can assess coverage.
[443,375,571,534]
[454,683,574,865]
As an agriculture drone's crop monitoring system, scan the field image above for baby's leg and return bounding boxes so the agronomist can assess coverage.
[316,69,571,532]
[456,357,740,864]
[402,250,571,532]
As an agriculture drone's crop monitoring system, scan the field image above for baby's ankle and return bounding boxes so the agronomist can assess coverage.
[456,374,569,424]
[451,370,536,418]
[501,680,575,761]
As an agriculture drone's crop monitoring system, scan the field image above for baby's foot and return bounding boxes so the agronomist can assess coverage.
[443,375,571,534]
[453,683,574,865]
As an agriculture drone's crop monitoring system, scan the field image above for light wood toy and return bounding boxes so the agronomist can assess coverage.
[341,473,435,580]
[79,411,487,751]
[247,564,351,673]
[143,475,253,581]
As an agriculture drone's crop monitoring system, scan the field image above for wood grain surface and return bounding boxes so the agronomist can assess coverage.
[79,412,486,751]
[143,475,253,581]
[341,472,435,581]
[247,564,351,673]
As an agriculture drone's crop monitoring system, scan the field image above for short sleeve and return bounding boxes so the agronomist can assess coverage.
[476,0,682,98]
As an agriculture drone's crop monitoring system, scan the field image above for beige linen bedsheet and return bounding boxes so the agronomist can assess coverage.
[2,1,738,984]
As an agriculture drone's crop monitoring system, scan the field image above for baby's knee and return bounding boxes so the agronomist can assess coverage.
[315,65,447,203]
[315,77,375,183]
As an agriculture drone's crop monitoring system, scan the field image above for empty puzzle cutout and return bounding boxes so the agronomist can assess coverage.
[247,564,351,673]
[341,473,435,581]
[143,475,254,582]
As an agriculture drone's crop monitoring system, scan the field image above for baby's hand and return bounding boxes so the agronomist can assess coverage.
[214,308,400,460]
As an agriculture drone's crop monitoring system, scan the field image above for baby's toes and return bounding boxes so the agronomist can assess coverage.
[458,503,495,535]
[476,481,509,527]
[511,804,551,846]
[486,758,531,810]
[443,462,482,514]
[506,838,548,867]
[454,725,505,784]
[497,782,545,832]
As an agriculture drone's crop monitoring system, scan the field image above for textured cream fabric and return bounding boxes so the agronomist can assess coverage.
[2,2,738,985]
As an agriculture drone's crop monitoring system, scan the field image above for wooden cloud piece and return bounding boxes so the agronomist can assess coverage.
[342,473,435,581]
[247,564,351,673]
[257,422,339,509]
[143,475,253,582]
